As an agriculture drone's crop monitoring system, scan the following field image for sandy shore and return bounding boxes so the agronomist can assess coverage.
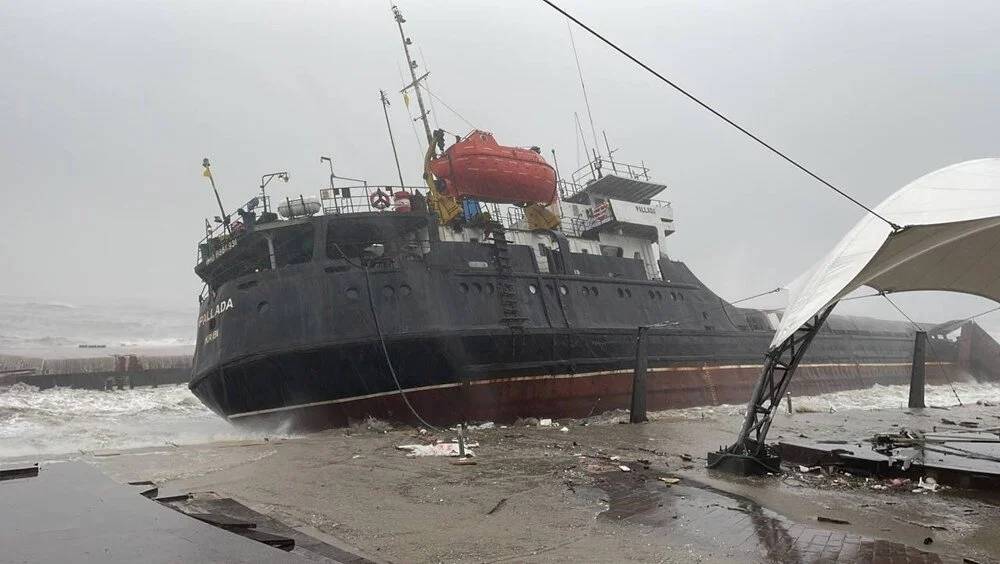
[7,403,1000,563]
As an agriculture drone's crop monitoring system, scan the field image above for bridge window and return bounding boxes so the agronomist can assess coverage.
[273,224,314,267]
[600,245,624,258]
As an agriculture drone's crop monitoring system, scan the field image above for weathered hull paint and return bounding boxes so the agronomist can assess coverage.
[211,361,962,432]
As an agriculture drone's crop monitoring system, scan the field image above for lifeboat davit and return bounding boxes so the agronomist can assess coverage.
[429,130,557,205]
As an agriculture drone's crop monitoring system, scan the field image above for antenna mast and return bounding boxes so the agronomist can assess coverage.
[393,5,433,146]
[568,21,601,160]
[380,89,406,189]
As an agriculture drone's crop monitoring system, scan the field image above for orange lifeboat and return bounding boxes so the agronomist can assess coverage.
[429,130,557,205]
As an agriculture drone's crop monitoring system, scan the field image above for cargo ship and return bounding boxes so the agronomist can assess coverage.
[188,8,1000,430]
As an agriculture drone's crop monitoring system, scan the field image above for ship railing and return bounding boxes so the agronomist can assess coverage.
[569,156,651,187]
[195,186,434,265]
[320,184,425,215]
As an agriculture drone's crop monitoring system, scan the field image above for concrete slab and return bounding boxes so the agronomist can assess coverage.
[0,462,308,564]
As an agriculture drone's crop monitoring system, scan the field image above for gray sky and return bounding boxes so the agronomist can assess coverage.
[2,0,999,330]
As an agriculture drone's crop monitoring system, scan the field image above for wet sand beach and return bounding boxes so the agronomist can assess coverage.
[6,400,999,563]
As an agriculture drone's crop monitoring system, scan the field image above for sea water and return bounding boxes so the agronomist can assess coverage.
[0,383,288,458]
[671,381,1000,419]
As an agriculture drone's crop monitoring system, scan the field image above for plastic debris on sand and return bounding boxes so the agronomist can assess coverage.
[396,442,479,457]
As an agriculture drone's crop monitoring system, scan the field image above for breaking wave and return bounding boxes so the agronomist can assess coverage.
[0,383,289,458]
[667,381,1000,419]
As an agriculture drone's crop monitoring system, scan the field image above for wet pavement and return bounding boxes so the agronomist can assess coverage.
[4,402,1000,562]
[595,470,968,563]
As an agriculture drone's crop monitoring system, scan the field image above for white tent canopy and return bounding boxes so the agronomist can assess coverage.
[771,158,1000,349]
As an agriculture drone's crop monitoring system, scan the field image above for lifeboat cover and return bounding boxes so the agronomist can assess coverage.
[429,130,557,205]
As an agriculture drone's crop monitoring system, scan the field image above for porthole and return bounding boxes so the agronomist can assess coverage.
[649,290,656,299]
[486,283,495,295]
[528,284,538,294]
[625,288,632,298]
[346,287,360,299]
[679,293,685,301]
[257,301,269,313]
[559,285,568,295]
[383,285,395,298]
[671,292,677,301]
[473,282,483,293]
[400,284,412,296]
[459,283,469,294]
[545,284,555,294]
[591,286,599,296]
[617,288,625,298]
[582,286,591,296]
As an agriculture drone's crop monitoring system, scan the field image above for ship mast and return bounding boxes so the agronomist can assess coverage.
[393,5,432,146]
[391,4,462,225]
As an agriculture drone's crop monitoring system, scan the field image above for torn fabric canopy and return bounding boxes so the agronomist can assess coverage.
[771,158,1000,349]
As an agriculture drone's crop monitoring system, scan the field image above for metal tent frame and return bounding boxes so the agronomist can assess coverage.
[707,305,836,474]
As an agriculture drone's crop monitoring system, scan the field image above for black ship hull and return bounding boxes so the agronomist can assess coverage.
[189,222,985,431]
[191,325,965,431]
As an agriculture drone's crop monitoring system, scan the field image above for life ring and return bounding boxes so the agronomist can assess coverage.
[369,189,391,210]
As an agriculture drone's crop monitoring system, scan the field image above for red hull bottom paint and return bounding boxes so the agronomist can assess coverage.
[227,362,964,432]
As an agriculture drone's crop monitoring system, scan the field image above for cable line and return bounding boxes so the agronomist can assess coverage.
[881,293,963,406]
[419,82,478,130]
[539,0,901,231]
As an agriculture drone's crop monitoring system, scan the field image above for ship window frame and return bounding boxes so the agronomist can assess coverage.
[272,224,315,268]
[206,236,271,290]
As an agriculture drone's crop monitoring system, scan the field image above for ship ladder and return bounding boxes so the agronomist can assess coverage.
[491,224,526,332]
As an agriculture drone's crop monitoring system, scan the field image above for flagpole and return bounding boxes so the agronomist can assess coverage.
[202,157,230,233]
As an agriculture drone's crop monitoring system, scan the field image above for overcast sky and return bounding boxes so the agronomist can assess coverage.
[2,0,999,330]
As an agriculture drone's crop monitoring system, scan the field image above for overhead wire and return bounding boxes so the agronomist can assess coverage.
[539,0,902,231]
[648,286,783,329]
[881,292,963,406]
[397,62,428,160]
[567,20,601,159]
[419,81,477,131]
[417,46,442,131]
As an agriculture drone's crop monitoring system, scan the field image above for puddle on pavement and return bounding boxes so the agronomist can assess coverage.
[586,470,969,563]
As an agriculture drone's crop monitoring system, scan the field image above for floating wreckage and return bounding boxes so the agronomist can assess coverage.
[710,158,1000,474]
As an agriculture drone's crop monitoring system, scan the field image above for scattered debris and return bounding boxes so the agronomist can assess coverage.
[916,477,938,492]
[888,478,912,490]
[396,442,478,457]
[680,454,693,462]
[469,422,495,430]
[486,498,508,515]
[539,418,553,427]
[618,465,631,472]
[559,426,570,433]
[902,519,948,531]
[363,416,392,433]
[658,477,681,485]
[817,516,850,525]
